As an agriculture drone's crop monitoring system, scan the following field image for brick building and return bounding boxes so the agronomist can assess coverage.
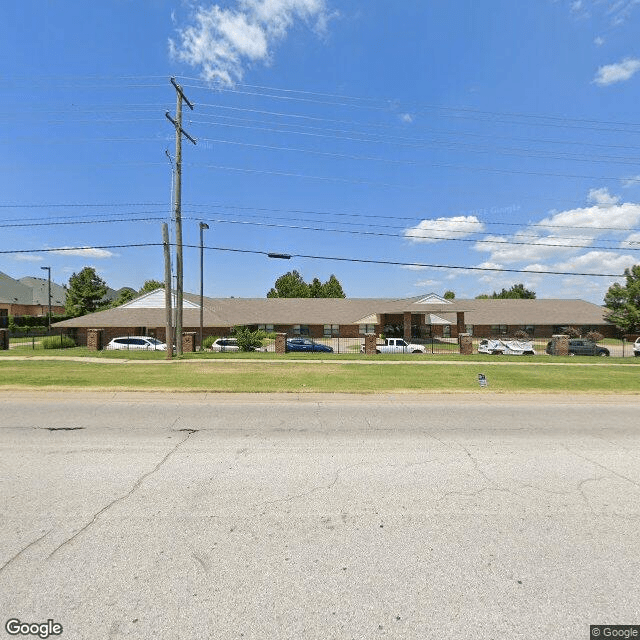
[0,271,66,327]
[52,289,616,347]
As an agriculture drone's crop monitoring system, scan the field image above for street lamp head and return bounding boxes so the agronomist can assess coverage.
[199,222,209,230]
[268,253,292,260]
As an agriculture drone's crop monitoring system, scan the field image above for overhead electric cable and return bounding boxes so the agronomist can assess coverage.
[0,242,626,277]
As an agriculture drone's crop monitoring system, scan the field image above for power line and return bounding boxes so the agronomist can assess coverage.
[181,77,640,129]
[2,201,639,234]
[181,82,640,134]
[2,213,638,251]
[0,242,626,277]
[192,107,640,154]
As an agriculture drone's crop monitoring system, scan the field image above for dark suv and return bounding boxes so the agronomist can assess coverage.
[546,339,610,357]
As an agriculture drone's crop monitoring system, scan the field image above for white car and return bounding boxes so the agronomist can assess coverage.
[210,338,267,352]
[210,338,240,352]
[478,339,535,356]
[634,337,640,357]
[106,336,167,351]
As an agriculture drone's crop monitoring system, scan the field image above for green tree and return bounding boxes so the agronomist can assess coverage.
[309,277,324,298]
[443,290,455,300]
[65,267,108,317]
[604,264,640,333]
[112,287,137,307]
[321,274,346,298]
[266,271,346,298]
[476,283,536,299]
[139,279,164,295]
[267,271,310,298]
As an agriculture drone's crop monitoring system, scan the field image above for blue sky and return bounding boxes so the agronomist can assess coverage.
[2,0,640,303]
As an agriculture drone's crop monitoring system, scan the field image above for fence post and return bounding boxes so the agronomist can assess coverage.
[0,329,8,351]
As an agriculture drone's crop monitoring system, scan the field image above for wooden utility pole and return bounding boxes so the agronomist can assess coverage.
[162,223,173,359]
[166,77,196,356]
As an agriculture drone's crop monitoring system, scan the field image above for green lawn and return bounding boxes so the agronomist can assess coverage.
[0,359,638,393]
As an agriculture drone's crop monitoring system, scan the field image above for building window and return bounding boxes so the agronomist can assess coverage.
[442,325,451,338]
[324,324,339,337]
[491,324,508,335]
[359,324,375,334]
[258,324,274,333]
[292,324,309,336]
[465,324,473,336]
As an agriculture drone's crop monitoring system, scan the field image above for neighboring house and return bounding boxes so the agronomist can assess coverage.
[52,289,617,345]
[0,271,66,326]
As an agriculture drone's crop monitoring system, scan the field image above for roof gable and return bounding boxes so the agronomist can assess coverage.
[122,289,199,309]
[415,293,451,304]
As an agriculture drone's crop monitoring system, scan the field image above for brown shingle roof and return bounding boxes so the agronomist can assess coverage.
[52,292,611,329]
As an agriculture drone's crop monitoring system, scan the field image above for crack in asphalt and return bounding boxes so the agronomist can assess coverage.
[47,427,195,560]
[0,530,52,574]
[577,476,606,515]
[563,444,640,489]
[256,462,370,507]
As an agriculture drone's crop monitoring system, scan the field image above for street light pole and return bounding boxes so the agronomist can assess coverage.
[40,266,51,332]
[199,222,209,350]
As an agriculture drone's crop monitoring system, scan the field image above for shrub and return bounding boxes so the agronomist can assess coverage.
[513,330,530,340]
[202,336,218,350]
[585,331,604,343]
[561,326,581,338]
[231,326,266,351]
[42,335,75,349]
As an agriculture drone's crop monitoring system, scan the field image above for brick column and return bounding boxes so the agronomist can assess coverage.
[403,312,412,341]
[87,329,104,351]
[551,334,569,356]
[275,333,288,354]
[456,312,465,338]
[182,332,196,353]
[0,329,8,350]
[459,333,473,355]
[364,333,378,355]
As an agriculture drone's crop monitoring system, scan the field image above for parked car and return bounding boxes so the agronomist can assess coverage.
[478,339,535,355]
[286,338,334,353]
[634,337,640,357]
[545,339,610,357]
[210,338,266,352]
[106,336,167,351]
[360,338,426,354]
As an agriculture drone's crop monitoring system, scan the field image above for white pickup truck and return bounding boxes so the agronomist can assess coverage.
[361,338,426,354]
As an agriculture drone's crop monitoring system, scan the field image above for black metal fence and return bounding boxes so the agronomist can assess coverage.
[4,330,637,357]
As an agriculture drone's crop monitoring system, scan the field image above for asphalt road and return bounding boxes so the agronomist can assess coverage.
[0,392,638,640]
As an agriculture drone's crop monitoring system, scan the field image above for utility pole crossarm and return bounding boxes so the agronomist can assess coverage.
[165,112,197,145]
[171,77,195,110]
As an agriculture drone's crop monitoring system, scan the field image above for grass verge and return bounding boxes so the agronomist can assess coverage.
[0,360,638,393]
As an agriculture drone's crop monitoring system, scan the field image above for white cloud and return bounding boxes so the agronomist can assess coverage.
[170,0,334,86]
[622,174,640,187]
[594,35,605,45]
[401,264,429,271]
[473,189,640,267]
[593,57,640,86]
[400,113,414,124]
[51,247,115,258]
[537,195,640,235]
[13,254,44,262]
[551,250,637,274]
[413,279,439,287]
[405,215,484,244]
[587,187,620,206]
[620,232,640,248]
